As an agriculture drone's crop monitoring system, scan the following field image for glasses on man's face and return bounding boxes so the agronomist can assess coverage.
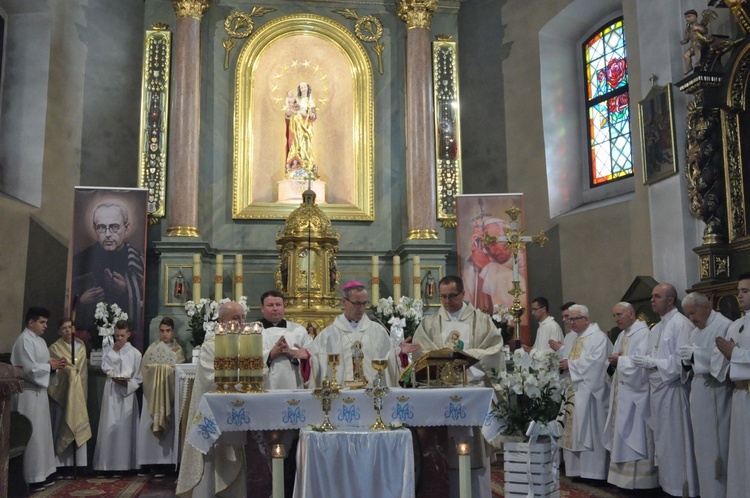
[568,316,586,322]
[94,223,124,234]
[440,293,461,300]
[344,298,370,308]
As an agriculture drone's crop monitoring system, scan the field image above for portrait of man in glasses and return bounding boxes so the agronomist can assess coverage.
[71,199,145,336]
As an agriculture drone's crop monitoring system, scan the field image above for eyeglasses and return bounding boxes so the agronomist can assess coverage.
[344,298,370,308]
[440,293,462,300]
[94,223,125,234]
[568,316,587,322]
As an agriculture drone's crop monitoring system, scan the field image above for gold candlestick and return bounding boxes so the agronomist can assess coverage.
[366,359,390,430]
[327,353,341,389]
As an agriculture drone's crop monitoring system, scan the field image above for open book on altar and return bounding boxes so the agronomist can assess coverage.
[399,348,479,388]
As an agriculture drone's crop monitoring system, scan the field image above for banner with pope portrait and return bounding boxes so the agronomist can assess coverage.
[456,193,530,342]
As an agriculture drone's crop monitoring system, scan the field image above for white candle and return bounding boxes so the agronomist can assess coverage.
[513,255,519,282]
[192,254,201,301]
[412,255,421,299]
[457,442,471,498]
[272,445,285,498]
[371,256,380,302]
[393,255,401,301]
[214,332,227,380]
[235,254,243,299]
[215,254,224,299]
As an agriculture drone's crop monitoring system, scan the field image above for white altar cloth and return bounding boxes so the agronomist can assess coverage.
[293,427,415,498]
[186,387,499,454]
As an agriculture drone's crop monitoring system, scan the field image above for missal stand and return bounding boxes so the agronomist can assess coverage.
[400,349,479,388]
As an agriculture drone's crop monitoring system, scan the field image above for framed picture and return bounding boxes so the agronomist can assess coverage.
[638,83,678,185]
[456,193,530,337]
[232,14,374,221]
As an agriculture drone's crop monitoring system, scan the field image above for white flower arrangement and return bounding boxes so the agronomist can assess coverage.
[491,303,514,325]
[94,301,129,349]
[371,296,424,345]
[491,349,569,437]
[185,296,248,346]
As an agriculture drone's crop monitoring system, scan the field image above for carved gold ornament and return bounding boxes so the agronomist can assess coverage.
[397,0,438,30]
[222,7,277,70]
[172,0,210,21]
[334,9,385,75]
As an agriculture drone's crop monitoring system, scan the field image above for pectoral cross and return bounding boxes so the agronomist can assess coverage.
[480,205,547,341]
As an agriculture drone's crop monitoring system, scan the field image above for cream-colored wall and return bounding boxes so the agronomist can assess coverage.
[501,0,653,328]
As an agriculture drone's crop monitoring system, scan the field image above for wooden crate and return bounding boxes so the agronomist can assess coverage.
[503,439,560,498]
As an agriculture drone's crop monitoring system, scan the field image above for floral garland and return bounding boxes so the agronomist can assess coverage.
[94,302,129,349]
[185,296,248,347]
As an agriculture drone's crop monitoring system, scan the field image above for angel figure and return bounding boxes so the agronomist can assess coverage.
[681,9,718,74]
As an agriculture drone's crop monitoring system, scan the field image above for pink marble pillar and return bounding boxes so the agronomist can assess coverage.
[167,0,211,237]
[399,0,439,240]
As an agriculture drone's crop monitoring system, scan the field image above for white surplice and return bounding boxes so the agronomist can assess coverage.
[645,308,699,497]
[11,328,57,483]
[602,320,658,489]
[531,315,564,354]
[262,320,312,389]
[93,342,142,471]
[562,323,612,480]
[711,313,750,498]
[309,314,399,387]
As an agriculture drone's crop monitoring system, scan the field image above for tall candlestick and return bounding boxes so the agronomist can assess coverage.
[235,254,243,299]
[371,256,380,302]
[393,255,401,301]
[272,444,285,498]
[215,254,224,300]
[412,255,421,299]
[457,442,471,498]
[192,253,201,301]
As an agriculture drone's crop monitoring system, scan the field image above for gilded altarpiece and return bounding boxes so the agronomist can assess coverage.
[232,14,375,221]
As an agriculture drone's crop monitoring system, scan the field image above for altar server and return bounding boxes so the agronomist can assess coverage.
[177,301,247,498]
[632,283,699,497]
[713,273,750,498]
[602,302,658,490]
[560,304,612,482]
[136,317,185,476]
[260,290,312,389]
[679,292,732,497]
[93,320,142,472]
[48,317,91,471]
[523,296,564,355]
[12,307,67,490]
[308,281,402,387]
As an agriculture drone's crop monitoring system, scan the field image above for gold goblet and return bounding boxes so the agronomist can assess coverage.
[327,353,341,389]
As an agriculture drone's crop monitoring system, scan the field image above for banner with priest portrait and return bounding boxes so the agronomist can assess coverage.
[68,187,148,351]
[456,193,530,342]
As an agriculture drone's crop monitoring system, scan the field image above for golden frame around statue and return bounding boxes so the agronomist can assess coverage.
[232,14,375,221]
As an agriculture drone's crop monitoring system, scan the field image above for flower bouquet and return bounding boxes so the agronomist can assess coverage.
[371,296,424,350]
[185,296,248,347]
[484,303,515,347]
[94,302,129,349]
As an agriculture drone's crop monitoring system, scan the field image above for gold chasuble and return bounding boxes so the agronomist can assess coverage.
[564,335,587,448]
[48,338,91,456]
[142,340,185,436]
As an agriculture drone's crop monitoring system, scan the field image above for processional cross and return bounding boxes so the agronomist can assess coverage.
[480,205,547,345]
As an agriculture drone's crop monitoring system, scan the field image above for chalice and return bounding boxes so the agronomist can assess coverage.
[327,353,341,389]
[367,359,390,430]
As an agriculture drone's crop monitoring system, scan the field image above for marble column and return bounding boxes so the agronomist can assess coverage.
[398,0,439,240]
[167,0,211,237]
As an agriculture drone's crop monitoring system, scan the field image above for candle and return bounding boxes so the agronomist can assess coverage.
[239,333,263,378]
[235,254,243,299]
[192,254,201,301]
[226,328,239,383]
[412,255,421,299]
[393,255,401,301]
[215,254,224,300]
[272,444,285,498]
[457,442,471,498]
[214,332,227,380]
[512,255,519,282]
[371,256,380,303]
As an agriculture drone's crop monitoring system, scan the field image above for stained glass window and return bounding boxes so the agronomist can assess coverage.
[583,18,632,187]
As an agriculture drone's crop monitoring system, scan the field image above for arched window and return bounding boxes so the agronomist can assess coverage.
[583,17,633,187]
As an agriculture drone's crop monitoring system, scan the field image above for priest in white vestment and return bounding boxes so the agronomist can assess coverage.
[136,317,185,475]
[412,275,504,498]
[632,283,699,497]
[560,304,612,481]
[713,274,750,498]
[308,281,404,387]
[602,302,658,490]
[93,320,142,472]
[177,301,247,498]
[260,290,312,389]
[11,307,67,489]
[523,297,564,356]
[678,292,732,497]
[48,317,91,470]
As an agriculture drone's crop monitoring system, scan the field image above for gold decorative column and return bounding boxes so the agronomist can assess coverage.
[398,0,439,240]
[166,0,210,237]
